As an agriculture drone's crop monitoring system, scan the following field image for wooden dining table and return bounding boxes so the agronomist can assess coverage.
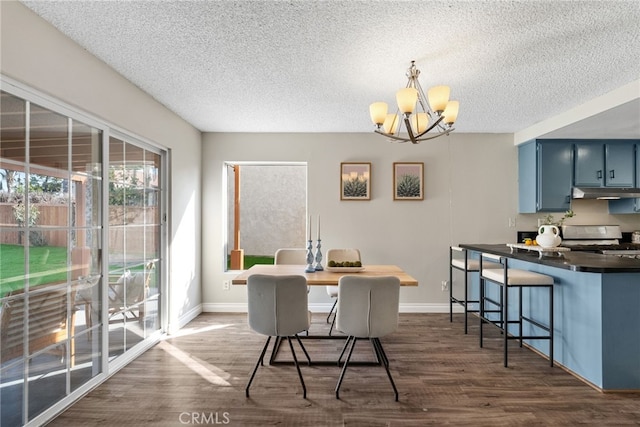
[232,264,419,286]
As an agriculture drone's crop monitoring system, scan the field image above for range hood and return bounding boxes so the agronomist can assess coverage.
[572,187,640,200]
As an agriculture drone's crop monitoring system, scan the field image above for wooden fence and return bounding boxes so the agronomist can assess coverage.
[0,204,68,246]
[0,203,157,252]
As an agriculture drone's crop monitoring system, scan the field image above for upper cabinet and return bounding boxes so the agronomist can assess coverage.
[574,141,635,188]
[518,139,573,213]
[609,143,640,213]
[518,139,639,214]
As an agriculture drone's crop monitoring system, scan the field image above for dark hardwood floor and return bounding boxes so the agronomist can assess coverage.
[49,313,640,426]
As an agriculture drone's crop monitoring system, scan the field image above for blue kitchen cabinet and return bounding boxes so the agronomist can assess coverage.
[461,244,640,391]
[505,258,640,391]
[574,141,635,188]
[518,139,573,213]
[609,142,640,213]
[574,142,604,186]
[605,142,635,187]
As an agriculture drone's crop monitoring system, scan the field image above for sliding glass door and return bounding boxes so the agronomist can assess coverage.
[0,91,104,425]
[107,136,163,358]
[0,85,166,426]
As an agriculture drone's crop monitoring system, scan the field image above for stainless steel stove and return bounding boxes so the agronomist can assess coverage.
[561,225,640,258]
[599,250,640,259]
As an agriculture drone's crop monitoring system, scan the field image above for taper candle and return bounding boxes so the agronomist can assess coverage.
[308,215,312,240]
[317,215,321,240]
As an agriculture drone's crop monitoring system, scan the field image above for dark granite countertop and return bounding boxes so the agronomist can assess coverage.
[459,243,640,273]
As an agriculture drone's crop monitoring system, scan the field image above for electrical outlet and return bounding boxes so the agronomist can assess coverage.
[509,217,516,228]
[441,280,449,291]
[223,280,230,291]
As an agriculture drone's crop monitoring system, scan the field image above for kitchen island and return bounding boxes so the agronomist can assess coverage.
[459,243,640,392]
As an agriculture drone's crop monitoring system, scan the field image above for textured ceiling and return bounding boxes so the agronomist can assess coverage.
[19,0,640,137]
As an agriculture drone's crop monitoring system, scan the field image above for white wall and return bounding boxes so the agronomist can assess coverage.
[1,1,203,331]
[203,132,518,310]
[203,133,640,311]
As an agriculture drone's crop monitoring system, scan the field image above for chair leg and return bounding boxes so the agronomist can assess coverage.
[463,269,469,334]
[287,336,307,399]
[549,285,554,367]
[337,335,353,366]
[449,261,453,323]
[85,303,92,340]
[479,277,485,348]
[329,314,336,336]
[326,299,337,323]
[335,336,357,399]
[268,336,282,365]
[295,334,311,365]
[519,286,524,348]
[372,338,388,367]
[370,338,382,364]
[246,336,272,397]
[503,282,509,368]
[373,338,398,401]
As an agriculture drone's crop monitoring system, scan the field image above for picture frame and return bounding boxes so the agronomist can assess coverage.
[340,162,371,200]
[393,162,424,200]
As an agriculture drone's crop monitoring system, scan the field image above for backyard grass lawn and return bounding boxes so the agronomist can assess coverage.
[227,255,275,270]
[2,248,277,294]
[0,244,68,295]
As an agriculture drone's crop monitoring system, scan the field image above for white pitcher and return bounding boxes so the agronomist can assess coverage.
[536,225,562,248]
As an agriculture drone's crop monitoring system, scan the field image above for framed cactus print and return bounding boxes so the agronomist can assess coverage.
[393,162,424,200]
[340,162,371,200]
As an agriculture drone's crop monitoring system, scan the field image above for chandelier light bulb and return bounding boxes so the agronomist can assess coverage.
[396,87,418,114]
[443,100,459,125]
[427,85,450,114]
[369,102,388,126]
[410,113,429,134]
[383,114,399,134]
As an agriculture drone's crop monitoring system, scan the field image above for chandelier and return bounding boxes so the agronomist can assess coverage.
[369,60,459,144]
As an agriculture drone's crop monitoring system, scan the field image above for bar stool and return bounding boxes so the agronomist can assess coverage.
[479,253,554,367]
[449,246,480,334]
[450,247,500,333]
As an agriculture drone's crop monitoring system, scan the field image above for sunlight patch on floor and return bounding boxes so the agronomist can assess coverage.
[157,340,232,386]
[164,323,234,339]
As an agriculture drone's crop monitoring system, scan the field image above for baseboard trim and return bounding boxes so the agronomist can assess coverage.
[172,304,203,333]
[202,302,462,313]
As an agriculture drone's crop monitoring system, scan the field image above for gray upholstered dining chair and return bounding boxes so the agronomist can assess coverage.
[325,248,361,335]
[245,274,311,398]
[274,248,312,329]
[274,248,307,265]
[334,275,401,401]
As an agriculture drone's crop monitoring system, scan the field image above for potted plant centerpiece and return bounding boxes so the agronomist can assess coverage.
[537,210,575,248]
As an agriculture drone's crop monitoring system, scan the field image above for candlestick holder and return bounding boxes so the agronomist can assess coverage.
[314,239,324,271]
[305,239,316,273]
